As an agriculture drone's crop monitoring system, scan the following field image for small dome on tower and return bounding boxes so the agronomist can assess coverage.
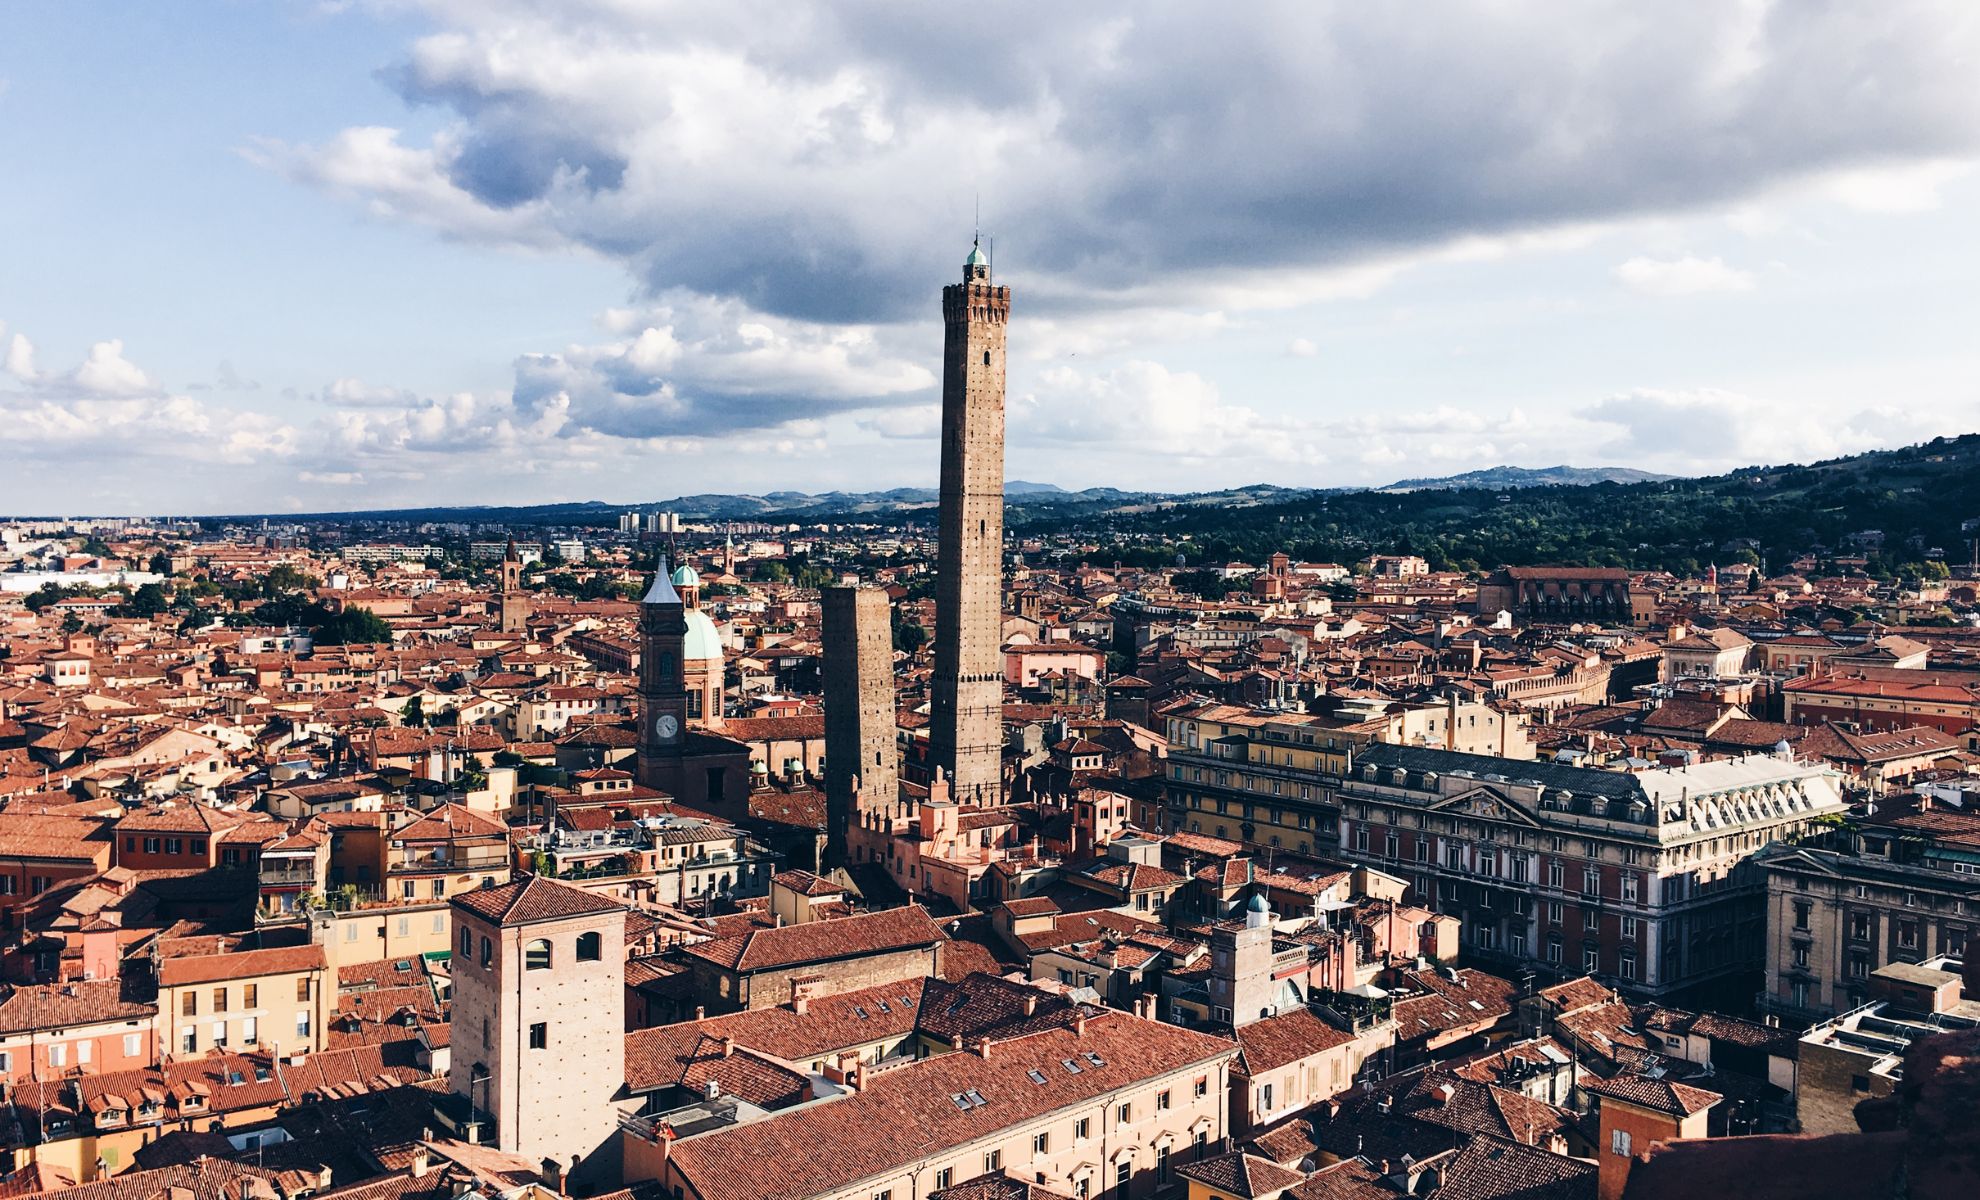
[1246,893,1270,914]
[682,609,725,662]
[965,238,988,269]
[670,563,701,589]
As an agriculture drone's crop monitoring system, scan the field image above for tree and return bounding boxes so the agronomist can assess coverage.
[893,613,927,655]
[312,606,392,645]
[402,695,427,728]
[147,551,174,576]
[122,583,169,618]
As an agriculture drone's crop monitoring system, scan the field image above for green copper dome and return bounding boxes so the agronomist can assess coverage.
[670,563,701,588]
[965,239,988,268]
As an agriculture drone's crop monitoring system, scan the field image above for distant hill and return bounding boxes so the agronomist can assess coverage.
[1380,465,1674,492]
[1059,433,1980,578]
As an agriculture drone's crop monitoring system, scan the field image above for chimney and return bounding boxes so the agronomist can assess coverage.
[1074,1011,1089,1038]
[1435,1082,1455,1105]
[976,1038,993,1060]
[693,1005,706,1021]
[1023,994,1039,1017]
[410,1146,430,1179]
[720,1035,735,1057]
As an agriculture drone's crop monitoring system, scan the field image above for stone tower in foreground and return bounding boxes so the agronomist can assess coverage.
[930,239,1009,807]
[823,585,900,868]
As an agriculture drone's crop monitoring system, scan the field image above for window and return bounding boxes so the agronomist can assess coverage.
[1033,1133,1050,1154]
[243,1016,257,1044]
[481,937,493,967]
[77,1040,91,1064]
[1117,1102,1131,1124]
[460,927,472,956]
[529,1022,548,1049]
[124,1033,141,1057]
[1261,1082,1274,1111]
[49,1042,67,1067]
[213,987,229,1013]
[297,978,312,1002]
[296,1012,310,1038]
[1793,900,1811,930]
[1075,1118,1091,1140]
[182,992,198,1017]
[243,984,257,1007]
[1194,1076,1208,1098]
[1157,1089,1171,1111]
[1792,943,1810,969]
[577,931,603,961]
[1584,946,1600,972]
[984,1150,1002,1173]
[182,1030,197,1054]
[934,1170,953,1191]
[1117,1161,1132,1193]
[1611,1128,1632,1156]
[212,1022,227,1047]
[1851,914,1873,941]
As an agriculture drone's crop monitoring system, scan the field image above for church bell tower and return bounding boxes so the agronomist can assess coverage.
[637,557,688,779]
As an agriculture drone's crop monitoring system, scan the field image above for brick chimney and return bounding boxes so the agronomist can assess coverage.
[719,1035,735,1057]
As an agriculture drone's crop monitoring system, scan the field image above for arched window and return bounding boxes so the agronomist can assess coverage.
[479,937,493,968]
[982,350,991,366]
[524,939,552,970]
[576,931,602,962]
[458,927,472,956]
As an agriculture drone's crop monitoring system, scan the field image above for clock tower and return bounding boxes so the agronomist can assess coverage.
[638,557,688,770]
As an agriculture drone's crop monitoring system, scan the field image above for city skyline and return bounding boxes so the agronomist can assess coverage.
[5,3,1980,514]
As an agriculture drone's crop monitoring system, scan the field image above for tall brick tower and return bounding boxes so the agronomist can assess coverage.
[823,585,901,868]
[930,238,1010,808]
[497,538,531,635]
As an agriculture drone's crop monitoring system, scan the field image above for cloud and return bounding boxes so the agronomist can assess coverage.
[1614,255,1756,296]
[1577,387,1973,470]
[509,294,933,438]
[1287,337,1319,358]
[1823,158,1974,213]
[259,3,1980,325]
[0,324,299,469]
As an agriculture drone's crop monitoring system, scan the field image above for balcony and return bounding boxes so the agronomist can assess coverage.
[258,861,320,890]
[390,846,511,873]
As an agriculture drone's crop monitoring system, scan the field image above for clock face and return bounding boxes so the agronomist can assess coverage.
[655,714,679,739]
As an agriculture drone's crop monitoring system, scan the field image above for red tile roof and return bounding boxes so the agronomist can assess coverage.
[449,875,627,927]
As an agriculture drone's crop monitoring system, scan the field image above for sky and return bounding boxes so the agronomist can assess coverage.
[4,1,1980,515]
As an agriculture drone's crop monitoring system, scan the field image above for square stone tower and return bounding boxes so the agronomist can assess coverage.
[446,877,629,1189]
[823,585,901,868]
[930,240,1011,808]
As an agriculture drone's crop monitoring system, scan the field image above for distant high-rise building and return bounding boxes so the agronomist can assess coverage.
[823,585,900,868]
[929,239,1010,807]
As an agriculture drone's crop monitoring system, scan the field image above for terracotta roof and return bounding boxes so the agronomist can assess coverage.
[1435,1134,1595,1200]
[1177,1152,1308,1198]
[449,875,627,927]
[681,905,944,973]
[1232,1007,1358,1076]
[1582,1072,1721,1117]
[0,979,156,1033]
[157,943,325,987]
[664,1011,1235,1200]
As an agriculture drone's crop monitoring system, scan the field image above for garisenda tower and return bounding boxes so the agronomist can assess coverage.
[929,239,1010,806]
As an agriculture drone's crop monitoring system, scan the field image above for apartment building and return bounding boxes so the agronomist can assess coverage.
[1754,795,1978,1022]
[1328,745,1846,1003]
[155,938,328,1056]
[649,1008,1237,1200]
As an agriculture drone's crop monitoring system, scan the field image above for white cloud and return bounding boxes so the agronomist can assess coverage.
[1287,337,1318,358]
[1824,158,1975,214]
[261,3,1980,325]
[1614,255,1756,296]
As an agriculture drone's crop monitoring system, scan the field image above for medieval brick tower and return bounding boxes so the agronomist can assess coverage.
[823,585,901,868]
[930,239,1009,807]
[497,538,531,635]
